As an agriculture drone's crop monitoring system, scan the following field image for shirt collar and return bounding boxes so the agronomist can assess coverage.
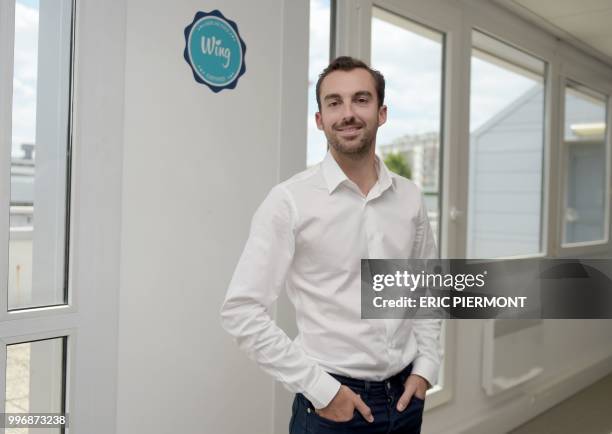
[377,156,396,193]
[321,151,396,195]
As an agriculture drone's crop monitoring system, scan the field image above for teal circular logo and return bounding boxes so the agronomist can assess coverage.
[184,10,246,92]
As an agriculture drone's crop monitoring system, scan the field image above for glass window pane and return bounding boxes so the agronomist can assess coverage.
[468,31,546,258]
[562,83,608,245]
[307,0,331,167]
[371,8,444,246]
[5,337,66,434]
[9,0,72,310]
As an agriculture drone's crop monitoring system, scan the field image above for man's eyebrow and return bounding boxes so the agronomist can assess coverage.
[353,90,373,98]
[323,93,342,101]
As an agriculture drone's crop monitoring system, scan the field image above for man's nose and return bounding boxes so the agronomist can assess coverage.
[341,102,356,120]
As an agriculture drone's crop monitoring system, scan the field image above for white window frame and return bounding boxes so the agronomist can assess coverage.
[334,0,465,411]
[0,1,124,433]
[0,330,75,424]
[467,29,550,260]
[466,5,557,263]
[556,72,612,257]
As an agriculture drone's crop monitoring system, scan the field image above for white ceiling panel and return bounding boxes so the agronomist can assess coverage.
[495,0,612,65]
[513,0,612,19]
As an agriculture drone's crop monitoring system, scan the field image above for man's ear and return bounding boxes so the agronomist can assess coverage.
[378,105,387,127]
[315,111,324,130]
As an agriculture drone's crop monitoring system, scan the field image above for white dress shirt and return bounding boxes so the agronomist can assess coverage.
[220,151,442,409]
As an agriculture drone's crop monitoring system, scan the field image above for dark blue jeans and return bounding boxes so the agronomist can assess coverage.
[289,363,424,434]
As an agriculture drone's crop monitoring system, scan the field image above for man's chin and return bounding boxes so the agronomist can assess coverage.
[331,140,371,156]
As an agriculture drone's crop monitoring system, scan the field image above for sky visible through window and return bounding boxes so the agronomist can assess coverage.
[12,0,39,158]
[371,13,442,149]
[470,57,536,131]
[307,0,331,167]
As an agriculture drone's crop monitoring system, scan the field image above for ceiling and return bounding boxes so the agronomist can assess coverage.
[494,0,612,66]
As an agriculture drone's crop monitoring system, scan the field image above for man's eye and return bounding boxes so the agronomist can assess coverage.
[357,98,368,103]
[329,101,339,107]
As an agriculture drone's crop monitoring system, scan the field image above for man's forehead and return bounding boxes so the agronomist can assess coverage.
[320,68,376,97]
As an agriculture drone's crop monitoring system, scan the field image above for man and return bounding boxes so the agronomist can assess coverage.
[220,56,441,433]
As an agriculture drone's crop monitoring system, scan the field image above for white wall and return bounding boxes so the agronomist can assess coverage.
[117,1,305,433]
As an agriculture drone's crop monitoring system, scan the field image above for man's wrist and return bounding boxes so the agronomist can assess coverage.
[411,356,439,390]
[411,373,431,389]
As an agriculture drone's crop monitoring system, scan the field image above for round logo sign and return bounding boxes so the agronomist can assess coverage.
[183,10,246,92]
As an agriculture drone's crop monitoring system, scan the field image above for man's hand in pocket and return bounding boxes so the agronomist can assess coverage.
[316,385,374,423]
[396,374,429,412]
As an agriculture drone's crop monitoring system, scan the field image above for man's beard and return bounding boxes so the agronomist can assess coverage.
[326,122,376,159]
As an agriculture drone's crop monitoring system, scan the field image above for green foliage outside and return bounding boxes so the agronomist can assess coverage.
[384,152,411,179]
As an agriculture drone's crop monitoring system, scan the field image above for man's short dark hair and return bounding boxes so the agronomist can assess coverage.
[315,56,385,111]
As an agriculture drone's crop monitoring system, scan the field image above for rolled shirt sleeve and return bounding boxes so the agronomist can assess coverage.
[220,185,341,409]
[410,192,443,389]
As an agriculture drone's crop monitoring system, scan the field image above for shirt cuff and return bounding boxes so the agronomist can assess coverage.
[411,356,440,390]
[303,371,342,409]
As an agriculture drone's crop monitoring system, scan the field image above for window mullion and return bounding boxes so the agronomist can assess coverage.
[545,61,562,258]
[0,0,17,318]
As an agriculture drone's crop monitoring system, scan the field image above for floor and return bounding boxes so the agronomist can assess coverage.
[510,372,612,434]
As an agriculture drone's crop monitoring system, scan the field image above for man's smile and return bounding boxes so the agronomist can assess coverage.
[335,125,363,137]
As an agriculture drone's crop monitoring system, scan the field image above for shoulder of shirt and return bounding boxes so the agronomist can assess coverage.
[262,164,321,212]
[282,164,321,186]
[272,163,322,197]
[387,171,423,197]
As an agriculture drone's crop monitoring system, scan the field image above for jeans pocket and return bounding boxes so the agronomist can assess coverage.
[411,395,425,405]
[312,409,358,426]
[299,394,360,432]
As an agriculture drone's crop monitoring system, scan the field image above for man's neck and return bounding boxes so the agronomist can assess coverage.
[330,147,378,196]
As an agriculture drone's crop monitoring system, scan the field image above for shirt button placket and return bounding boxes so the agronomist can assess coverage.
[364,201,374,257]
